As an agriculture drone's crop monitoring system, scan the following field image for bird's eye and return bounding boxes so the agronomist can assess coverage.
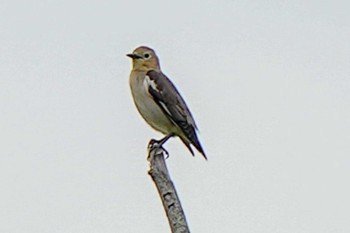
[144,53,151,60]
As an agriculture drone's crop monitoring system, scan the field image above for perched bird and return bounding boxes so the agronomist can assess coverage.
[127,46,207,159]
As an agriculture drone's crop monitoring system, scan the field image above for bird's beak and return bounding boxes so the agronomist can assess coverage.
[127,53,142,59]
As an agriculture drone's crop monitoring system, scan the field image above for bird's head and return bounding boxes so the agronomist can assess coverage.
[127,46,160,71]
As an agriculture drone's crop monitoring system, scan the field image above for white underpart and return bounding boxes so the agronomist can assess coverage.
[129,71,189,137]
[129,73,175,134]
[144,75,173,118]
[159,101,173,117]
[144,75,158,93]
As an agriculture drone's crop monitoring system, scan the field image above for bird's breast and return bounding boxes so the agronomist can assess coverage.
[129,71,175,134]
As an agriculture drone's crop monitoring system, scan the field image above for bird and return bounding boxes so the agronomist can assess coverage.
[127,46,207,159]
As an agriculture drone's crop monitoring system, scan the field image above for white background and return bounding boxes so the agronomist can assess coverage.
[1,0,349,232]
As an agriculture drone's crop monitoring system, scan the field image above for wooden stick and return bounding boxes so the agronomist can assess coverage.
[147,141,190,233]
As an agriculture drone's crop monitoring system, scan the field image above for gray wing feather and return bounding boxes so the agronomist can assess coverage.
[146,70,207,159]
[146,70,197,129]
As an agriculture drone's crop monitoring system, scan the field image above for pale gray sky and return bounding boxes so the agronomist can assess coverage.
[1,0,349,232]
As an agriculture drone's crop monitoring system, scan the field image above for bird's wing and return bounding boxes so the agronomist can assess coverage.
[144,70,206,159]
[145,70,197,130]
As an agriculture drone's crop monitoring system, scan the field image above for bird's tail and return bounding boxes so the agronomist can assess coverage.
[180,136,207,160]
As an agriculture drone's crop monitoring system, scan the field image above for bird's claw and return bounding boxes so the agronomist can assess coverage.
[163,148,169,159]
[148,139,170,159]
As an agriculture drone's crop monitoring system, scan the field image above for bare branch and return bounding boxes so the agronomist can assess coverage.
[147,141,190,233]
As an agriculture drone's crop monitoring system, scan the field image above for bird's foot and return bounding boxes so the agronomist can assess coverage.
[148,139,170,159]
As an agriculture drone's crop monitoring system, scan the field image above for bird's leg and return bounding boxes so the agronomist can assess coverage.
[157,133,175,146]
[148,133,175,158]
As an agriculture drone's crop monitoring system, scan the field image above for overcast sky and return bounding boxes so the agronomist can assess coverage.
[1,0,349,232]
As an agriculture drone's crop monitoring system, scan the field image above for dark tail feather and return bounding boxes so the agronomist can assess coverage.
[180,137,195,156]
[180,136,207,160]
[192,139,207,160]
[177,121,207,160]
